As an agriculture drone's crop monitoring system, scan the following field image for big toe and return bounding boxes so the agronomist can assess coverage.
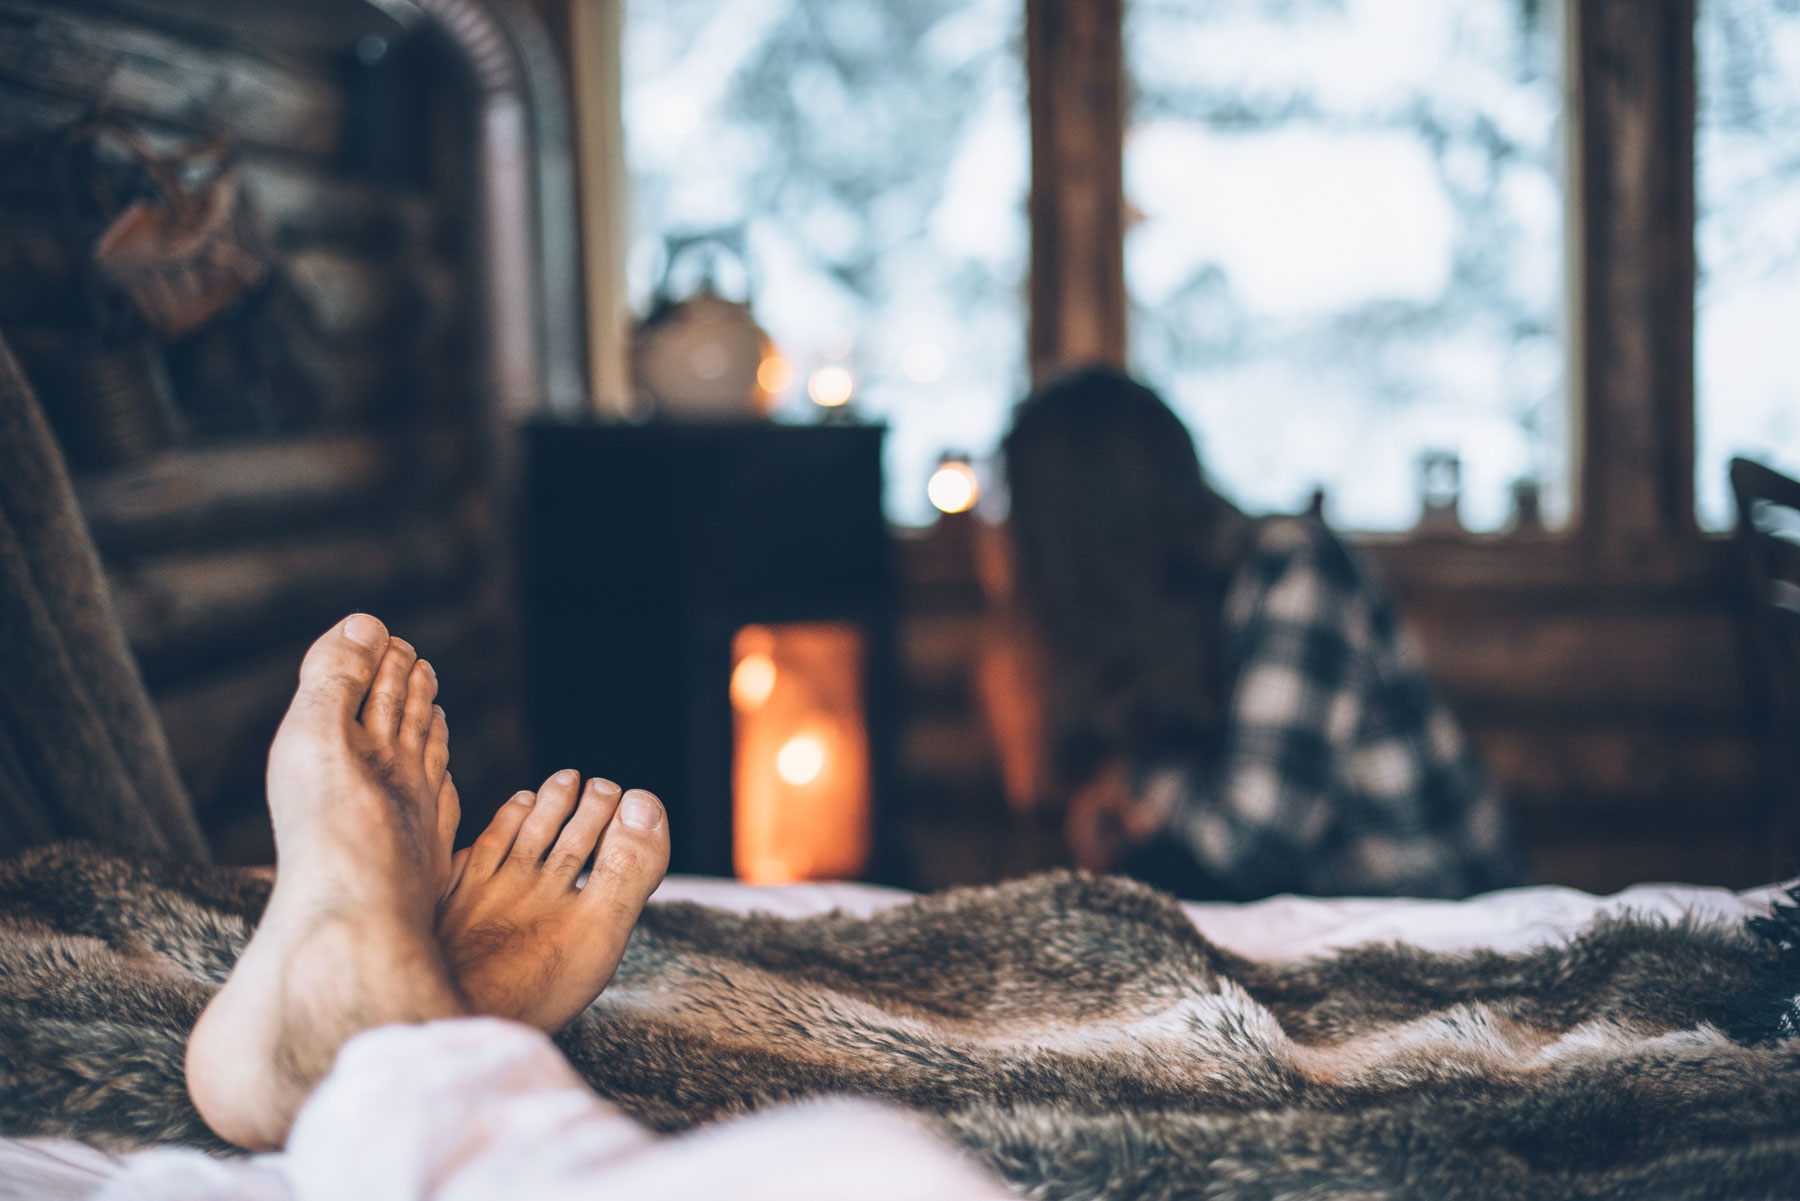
[582,788,670,920]
[292,614,391,722]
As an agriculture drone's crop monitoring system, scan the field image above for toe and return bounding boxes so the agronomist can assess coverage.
[466,791,535,878]
[361,637,417,739]
[510,770,583,865]
[423,705,450,794]
[545,778,622,881]
[444,846,472,899]
[292,614,390,721]
[582,787,669,918]
[434,774,461,893]
[400,659,439,753]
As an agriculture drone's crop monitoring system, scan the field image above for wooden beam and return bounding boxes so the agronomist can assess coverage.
[72,430,471,553]
[241,163,437,253]
[1367,534,1732,595]
[1413,606,1748,718]
[1474,725,1760,812]
[0,0,347,159]
[111,513,478,682]
[282,249,449,341]
[1572,0,1697,551]
[77,433,392,550]
[1026,0,1126,380]
[0,214,92,326]
[156,597,516,815]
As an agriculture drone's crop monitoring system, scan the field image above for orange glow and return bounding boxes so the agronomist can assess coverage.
[730,654,777,710]
[731,622,870,885]
[807,365,854,407]
[756,352,792,396]
[775,732,827,784]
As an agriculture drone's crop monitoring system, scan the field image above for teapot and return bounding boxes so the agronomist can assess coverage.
[631,231,779,420]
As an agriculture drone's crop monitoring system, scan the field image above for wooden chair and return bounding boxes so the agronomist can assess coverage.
[1730,457,1800,879]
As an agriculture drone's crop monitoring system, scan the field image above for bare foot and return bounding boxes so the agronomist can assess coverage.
[437,769,670,1032]
[185,615,467,1150]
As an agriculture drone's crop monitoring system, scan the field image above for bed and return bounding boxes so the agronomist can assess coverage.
[0,871,1787,1201]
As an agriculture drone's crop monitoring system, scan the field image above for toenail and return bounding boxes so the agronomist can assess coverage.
[620,790,661,830]
[343,613,387,649]
[420,659,436,680]
[554,769,578,785]
[587,777,620,797]
[512,791,536,806]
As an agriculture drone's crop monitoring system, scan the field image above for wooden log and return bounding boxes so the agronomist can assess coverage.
[0,80,82,143]
[74,432,397,551]
[155,597,516,815]
[0,0,347,158]
[1532,833,1768,893]
[278,249,458,345]
[281,333,403,423]
[1368,536,1736,596]
[898,612,988,689]
[62,0,399,61]
[190,682,527,865]
[1475,724,1762,814]
[111,514,479,682]
[282,249,424,340]
[239,162,437,253]
[900,715,996,781]
[1411,607,1749,717]
[0,213,91,324]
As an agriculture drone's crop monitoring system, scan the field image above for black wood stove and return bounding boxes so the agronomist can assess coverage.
[521,421,898,882]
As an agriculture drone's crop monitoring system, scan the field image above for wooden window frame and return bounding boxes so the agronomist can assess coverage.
[1029,0,1712,578]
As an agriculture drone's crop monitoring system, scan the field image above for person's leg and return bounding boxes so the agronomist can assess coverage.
[160,614,997,1199]
[185,614,468,1151]
[277,1020,1010,1201]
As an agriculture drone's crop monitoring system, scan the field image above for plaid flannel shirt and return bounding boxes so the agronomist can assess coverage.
[1141,516,1530,899]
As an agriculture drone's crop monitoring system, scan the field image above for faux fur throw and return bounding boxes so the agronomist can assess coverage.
[4,844,1800,1200]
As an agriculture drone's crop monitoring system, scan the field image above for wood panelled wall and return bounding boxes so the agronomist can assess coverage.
[893,0,1779,896]
[0,0,527,862]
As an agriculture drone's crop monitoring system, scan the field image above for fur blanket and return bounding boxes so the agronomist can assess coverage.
[3,844,1800,1200]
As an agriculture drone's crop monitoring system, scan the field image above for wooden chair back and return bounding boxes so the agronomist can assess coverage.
[1731,456,1800,878]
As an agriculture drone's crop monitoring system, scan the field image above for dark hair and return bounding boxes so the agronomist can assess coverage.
[1001,365,1250,792]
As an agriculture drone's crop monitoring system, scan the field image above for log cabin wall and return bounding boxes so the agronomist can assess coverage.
[891,0,1776,897]
[0,0,527,861]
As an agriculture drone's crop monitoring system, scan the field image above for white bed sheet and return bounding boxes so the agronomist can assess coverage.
[2,874,1789,1201]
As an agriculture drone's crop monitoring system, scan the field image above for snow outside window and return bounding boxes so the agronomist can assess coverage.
[1696,0,1800,530]
[1126,0,1568,533]
[624,0,1028,526]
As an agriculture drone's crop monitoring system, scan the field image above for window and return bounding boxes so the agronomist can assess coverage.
[1124,0,1567,532]
[1695,0,1800,530]
[623,0,1028,525]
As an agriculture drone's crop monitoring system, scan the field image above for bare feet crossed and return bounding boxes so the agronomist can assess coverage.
[437,769,670,1033]
[185,614,468,1151]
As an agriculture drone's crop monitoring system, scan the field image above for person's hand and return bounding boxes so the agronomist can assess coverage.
[1064,761,1181,873]
[1064,761,1134,871]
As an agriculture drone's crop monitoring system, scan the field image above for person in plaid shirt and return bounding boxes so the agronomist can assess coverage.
[983,367,1530,900]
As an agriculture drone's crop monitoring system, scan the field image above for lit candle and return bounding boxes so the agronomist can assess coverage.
[927,458,979,514]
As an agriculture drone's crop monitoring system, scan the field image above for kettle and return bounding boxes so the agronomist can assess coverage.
[631,231,779,420]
